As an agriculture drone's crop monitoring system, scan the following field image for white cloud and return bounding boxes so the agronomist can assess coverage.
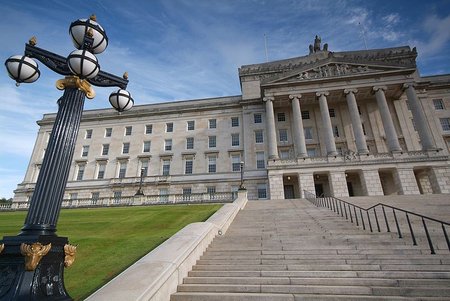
[382,13,400,25]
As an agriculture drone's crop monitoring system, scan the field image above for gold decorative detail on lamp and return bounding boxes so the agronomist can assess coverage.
[123,72,128,80]
[90,14,97,21]
[28,36,37,46]
[64,244,78,268]
[0,243,4,254]
[56,76,96,99]
[20,242,52,271]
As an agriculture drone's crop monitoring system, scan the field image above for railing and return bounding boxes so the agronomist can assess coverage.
[304,190,450,254]
[1,192,237,211]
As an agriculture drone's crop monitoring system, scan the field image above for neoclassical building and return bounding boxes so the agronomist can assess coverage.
[13,38,450,203]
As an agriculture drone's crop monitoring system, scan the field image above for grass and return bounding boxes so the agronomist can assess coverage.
[0,204,221,300]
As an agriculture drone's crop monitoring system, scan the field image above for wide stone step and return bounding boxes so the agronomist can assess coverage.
[196,258,445,265]
[200,253,450,260]
[183,276,450,287]
[171,292,448,301]
[176,284,450,297]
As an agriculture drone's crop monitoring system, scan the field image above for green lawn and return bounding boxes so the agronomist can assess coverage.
[0,204,221,300]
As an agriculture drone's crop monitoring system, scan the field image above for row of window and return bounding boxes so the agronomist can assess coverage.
[70,183,268,202]
[76,152,266,181]
[81,125,354,158]
[83,117,241,139]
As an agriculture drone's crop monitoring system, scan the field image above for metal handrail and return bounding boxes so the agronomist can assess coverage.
[304,190,450,254]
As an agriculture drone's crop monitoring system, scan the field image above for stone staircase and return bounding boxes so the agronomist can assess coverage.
[170,199,450,300]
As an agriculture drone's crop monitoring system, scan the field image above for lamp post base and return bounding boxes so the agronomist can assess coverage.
[0,235,72,301]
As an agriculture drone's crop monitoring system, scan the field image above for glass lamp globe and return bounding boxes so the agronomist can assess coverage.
[69,17,108,54]
[67,50,100,79]
[109,89,134,112]
[5,55,40,84]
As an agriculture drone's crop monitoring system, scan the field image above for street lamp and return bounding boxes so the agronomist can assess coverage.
[1,15,133,301]
[239,161,245,190]
[135,168,145,196]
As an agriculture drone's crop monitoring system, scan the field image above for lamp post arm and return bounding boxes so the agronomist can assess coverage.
[25,43,129,89]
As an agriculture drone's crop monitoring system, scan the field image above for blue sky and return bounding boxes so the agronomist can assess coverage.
[0,0,449,198]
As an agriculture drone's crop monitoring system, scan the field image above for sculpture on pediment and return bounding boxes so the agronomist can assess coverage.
[309,35,329,54]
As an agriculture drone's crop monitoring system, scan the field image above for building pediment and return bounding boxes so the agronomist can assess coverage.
[239,46,417,85]
[266,61,412,85]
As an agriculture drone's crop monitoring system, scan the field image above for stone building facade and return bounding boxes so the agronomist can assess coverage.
[13,40,450,202]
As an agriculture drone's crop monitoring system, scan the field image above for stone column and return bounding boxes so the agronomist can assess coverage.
[268,173,284,199]
[373,86,402,152]
[403,83,436,150]
[316,91,337,156]
[298,172,315,198]
[344,89,369,154]
[329,171,349,198]
[263,96,279,159]
[394,168,420,195]
[429,166,450,194]
[360,169,384,196]
[289,94,307,157]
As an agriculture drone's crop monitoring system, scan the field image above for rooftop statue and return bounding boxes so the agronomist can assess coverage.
[309,35,328,54]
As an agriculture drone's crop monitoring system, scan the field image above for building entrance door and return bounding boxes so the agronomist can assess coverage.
[284,185,295,199]
[315,184,324,197]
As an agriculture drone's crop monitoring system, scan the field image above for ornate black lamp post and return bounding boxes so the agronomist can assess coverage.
[0,15,133,300]
[239,161,245,190]
[135,168,145,196]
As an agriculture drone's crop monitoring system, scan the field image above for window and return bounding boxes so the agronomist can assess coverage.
[277,112,286,122]
[113,191,122,204]
[76,164,85,181]
[166,122,173,132]
[433,99,445,110]
[231,133,240,146]
[280,150,290,159]
[255,130,264,143]
[143,141,151,153]
[187,120,195,131]
[97,162,106,179]
[362,123,367,135]
[85,129,93,139]
[440,118,450,131]
[91,192,99,204]
[159,188,169,202]
[105,128,112,137]
[232,154,241,172]
[307,148,316,157]
[165,139,172,151]
[145,124,153,134]
[257,184,267,199]
[141,160,149,176]
[162,159,170,175]
[125,126,132,136]
[279,129,288,142]
[82,145,89,157]
[122,142,130,154]
[333,125,340,138]
[329,108,336,117]
[209,136,216,148]
[207,186,216,199]
[254,113,262,123]
[208,156,216,173]
[118,162,127,178]
[102,144,109,156]
[70,193,78,200]
[256,152,265,169]
[304,127,313,140]
[301,111,310,119]
[209,119,216,129]
[182,188,192,201]
[186,137,194,149]
[231,117,239,127]
[185,158,193,174]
